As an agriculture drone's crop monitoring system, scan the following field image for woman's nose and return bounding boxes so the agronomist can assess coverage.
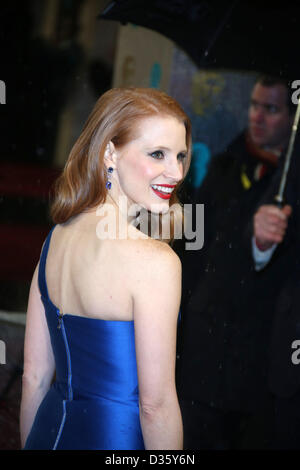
[163,158,183,182]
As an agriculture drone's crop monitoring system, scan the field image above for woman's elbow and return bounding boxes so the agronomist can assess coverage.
[22,361,53,391]
[139,400,163,419]
[139,391,178,420]
[22,371,44,392]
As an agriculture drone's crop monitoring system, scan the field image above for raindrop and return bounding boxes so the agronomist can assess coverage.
[36,147,45,156]
[205,263,210,272]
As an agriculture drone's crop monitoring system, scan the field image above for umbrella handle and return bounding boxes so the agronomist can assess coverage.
[273,196,284,209]
[274,97,300,206]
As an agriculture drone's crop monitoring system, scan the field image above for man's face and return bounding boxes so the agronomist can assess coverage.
[248,83,293,150]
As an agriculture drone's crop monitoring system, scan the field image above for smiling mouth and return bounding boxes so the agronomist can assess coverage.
[151,184,176,200]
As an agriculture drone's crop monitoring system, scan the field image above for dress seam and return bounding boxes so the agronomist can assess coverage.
[53,318,73,449]
[61,319,73,401]
[52,400,67,450]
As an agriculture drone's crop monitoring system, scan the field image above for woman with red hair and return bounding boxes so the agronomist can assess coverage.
[20,87,192,450]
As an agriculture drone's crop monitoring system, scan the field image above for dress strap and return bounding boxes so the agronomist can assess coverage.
[38,226,56,300]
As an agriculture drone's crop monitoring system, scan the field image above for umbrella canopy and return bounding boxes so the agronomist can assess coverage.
[100,0,300,79]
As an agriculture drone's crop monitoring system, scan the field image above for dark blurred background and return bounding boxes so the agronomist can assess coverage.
[0,0,118,449]
[0,0,117,310]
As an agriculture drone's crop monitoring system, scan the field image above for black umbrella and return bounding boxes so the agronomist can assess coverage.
[99,0,300,79]
[100,0,300,205]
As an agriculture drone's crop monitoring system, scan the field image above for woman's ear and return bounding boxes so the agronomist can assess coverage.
[104,141,117,168]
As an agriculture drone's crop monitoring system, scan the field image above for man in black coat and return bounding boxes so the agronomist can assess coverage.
[253,136,300,449]
[175,75,298,449]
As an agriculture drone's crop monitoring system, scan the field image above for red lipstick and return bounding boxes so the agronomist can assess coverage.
[151,184,176,200]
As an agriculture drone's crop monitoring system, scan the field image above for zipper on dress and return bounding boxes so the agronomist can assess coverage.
[57,309,63,329]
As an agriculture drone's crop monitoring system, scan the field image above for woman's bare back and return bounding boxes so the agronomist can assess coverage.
[44,209,173,322]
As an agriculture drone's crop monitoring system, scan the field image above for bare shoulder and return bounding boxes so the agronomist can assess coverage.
[93,237,181,297]
[127,237,180,270]
[119,238,181,293]
[127,239,182,325]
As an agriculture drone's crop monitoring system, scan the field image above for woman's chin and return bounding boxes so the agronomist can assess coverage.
[147,201,170,215]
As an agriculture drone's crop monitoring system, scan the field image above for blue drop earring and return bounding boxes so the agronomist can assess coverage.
[105,166,114,189]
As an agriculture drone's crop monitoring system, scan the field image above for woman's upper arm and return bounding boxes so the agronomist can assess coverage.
[132,244,181,407]
[23,264,55,383]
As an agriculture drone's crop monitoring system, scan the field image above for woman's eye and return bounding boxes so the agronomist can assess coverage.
[178,152,187,161]
[149,150,164,159]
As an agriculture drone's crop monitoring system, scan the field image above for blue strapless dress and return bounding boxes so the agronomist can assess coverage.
[24,227,144,450]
